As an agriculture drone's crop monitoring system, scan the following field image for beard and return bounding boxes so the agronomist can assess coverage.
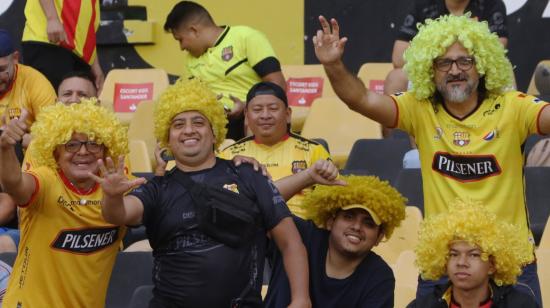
[436,73,479,104]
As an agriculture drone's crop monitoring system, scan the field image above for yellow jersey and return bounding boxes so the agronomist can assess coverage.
[22,0,100,64]
[220,133,331,218]
[0,64,56,127]
[3,167,125,308]
[183,25,279,110]
[391,91,550,247]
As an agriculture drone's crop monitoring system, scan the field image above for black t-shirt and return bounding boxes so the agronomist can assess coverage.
[397,0,508,41]
[130,158,290,307]
[265,217,395,308]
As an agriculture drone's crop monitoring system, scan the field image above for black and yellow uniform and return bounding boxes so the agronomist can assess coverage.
[3,167,125,308]
[391,91,550,249]
[220,133,331,218]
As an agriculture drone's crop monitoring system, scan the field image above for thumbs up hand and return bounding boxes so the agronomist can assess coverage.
[0,108,30,148]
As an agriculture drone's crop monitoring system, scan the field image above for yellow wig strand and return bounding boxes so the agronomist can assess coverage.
[403,14,514,100]
[30,99,128,170]
[154,78,227,151]
[415,199,533,285]
[302,175,406,239]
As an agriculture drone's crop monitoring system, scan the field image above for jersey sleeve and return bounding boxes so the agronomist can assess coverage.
[390,92,418,137]
[483,0,508,38]
[396,1,422,41]
[128,178,160,226]
[238,164,291,231]
[24,67,56,125]
[513,93,550,137]
[243,27,281,76]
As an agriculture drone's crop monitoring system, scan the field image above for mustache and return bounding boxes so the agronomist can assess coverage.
[446,73,468,83]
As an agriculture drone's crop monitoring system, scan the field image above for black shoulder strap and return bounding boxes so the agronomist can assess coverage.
[172,171,198,191]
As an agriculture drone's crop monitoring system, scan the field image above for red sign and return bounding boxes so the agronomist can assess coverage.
[368,80,385,94]
[113,83,154,112]
[286,77,324,107]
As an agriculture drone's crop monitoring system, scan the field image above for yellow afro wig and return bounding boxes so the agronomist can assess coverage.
[154,78,227,151]
[302,175,407,239]
[30,99,128,170]
[403,14,514,101]
[415,199,533,286]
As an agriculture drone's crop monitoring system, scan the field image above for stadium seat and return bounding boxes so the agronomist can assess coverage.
[527,60,550,95]
[0,252,16,266]
[301,97,382,167]
[394,284,416,308]
[536,248,550,308]
[128,100,156,168]
[357,63,394,95]
[105,251,154,308]
[525,167,550,245]
[281,64,336,132]
[127,285,153,308]
[539,214,550,250]
[99,68,169,124]
[524,134,546,160]
[395,169,424,214]
[129,140,153,173]
[372,206,422,265]
[311,138,330,154]
[393,250,418,290]
[344,138,411,184]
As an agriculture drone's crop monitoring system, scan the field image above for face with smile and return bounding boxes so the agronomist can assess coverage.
[245,94,291,145]
[168,111,216,170]
[447,241,495,292]
[57,76,97,105]
[327,208,384,259]
[434,42,480,104]
[54,132,105,189]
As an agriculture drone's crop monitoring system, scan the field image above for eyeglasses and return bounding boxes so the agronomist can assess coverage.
[64,140,104,153]
[433,57,475,72]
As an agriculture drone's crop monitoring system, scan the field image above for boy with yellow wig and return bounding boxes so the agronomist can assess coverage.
[408,200,538,307]
[265,175,407,308]
[0,100,141,307]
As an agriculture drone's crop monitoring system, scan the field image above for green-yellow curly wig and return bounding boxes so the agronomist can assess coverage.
[403,14,514,100]
[415,199,533,286]
[29,99,128,170]
[302,175,407,239]
[154,78,227,151]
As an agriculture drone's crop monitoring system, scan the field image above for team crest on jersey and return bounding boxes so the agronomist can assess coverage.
[221,46,233,61]
[291,160,307,174]
[51,227,119,254]
[453,132,470,147]
[432,152,501,182]
[223,183,239,194]
[483,129,498,141]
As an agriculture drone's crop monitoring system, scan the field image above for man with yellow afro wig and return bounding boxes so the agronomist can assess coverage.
[265,175,406,308]
[313,13,547,305]
[97,78,312,308]
[408,200,537,307]
[0,100,134,307]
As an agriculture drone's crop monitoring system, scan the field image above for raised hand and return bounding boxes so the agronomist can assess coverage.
[88,156,146,197]
[312,16,348,65]
[154,142,168,176]
[232,154,270,178]
[228,95,245,119]
[306,159,346,186]
[0,109,29,148]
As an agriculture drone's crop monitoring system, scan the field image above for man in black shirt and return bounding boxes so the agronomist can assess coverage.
[94,78,310,308]
[266,175,407,308]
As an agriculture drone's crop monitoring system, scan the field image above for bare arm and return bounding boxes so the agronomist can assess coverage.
[274,159,345,201]
[391,40,410,68]
[262,71,287,91]
[89,156,146,225]
[313,16,397,127]
[270,217,311,308]
[38,0,68,45]
[538,106,550,135]
[91,57,105,94]
[0,193,16,225]
[0,112,37,205]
